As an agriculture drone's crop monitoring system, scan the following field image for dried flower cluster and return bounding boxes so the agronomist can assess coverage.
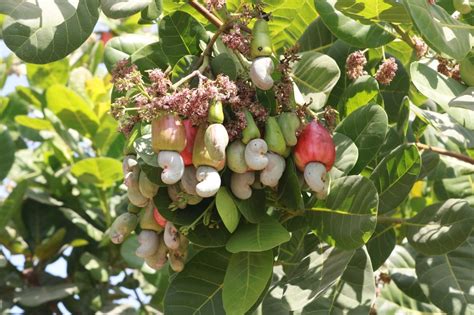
[345,50,367,80]
[375,57,398,85]
[205,0,226,10]
[221,24,251,56]
[437,57,461,81]
[275,45,300,111]
[413,36,428,59]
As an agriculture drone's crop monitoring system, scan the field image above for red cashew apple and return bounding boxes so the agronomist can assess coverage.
[294,121,335,196]
[153,208,167,228]
[180,119,197,166]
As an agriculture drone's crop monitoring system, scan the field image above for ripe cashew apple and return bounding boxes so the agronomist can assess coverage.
[158,151,184,185]
[294,121,335,195]
[264,116,287,155]
[260,152,285,188]
[245,138,269,171]
[204,123,229,161]
[153,207,167,228]
[230,171,255,200]
[242,110,260,144]
[145,233,168,270]
[180,119,197,166]
[109,212,138,244]
[136,230,159,258]
[250,57,274,90]
[138,171,159,199]
[164,221,180,250]
[151,114,186,153]
[195,166,221,197]
[227,140,248,174]
[140,203,164,232]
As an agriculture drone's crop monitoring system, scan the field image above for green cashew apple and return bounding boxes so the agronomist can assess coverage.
[277,112,301,146]
[208,100,224,124]
[251,19,273,59]
[242,110,260,144]
[264,117,287,156]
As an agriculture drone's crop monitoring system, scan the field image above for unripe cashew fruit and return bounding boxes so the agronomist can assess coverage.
[136,230,159,258]
[453,0,472,14]
[260,152,285,188]
[460,52,474,86]
[242,110,260,144]
[245,139,269,171]
[127,203,141,214]
[231,172,255,200]
[208,100,224,124]
[294,120,336,172]
[168,184,187,209]
[227,140,248,173]
[127,168,149,207]
[264,117,287,155]
[151,114,186,153]
[204,123,229,161]
[180,119,197,166]
[193,126,225,170]
[122,155,138,174]
[140,203,164,232]
[110,212,138,244]
[138,171,159,199]
[153,207,167,228]
[164,221,180,250]
[195,166,221,197]
[186,194,203,205]
[158,150,185,184]
[180,165,199,195]
[277,112,301,146]
[304,162,328,195]
[169,236,189,272]
[145,233,168,270]
[250,57,274,90]
[250,19,273,58]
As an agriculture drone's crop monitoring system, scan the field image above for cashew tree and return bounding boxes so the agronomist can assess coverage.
[0,0,473,314]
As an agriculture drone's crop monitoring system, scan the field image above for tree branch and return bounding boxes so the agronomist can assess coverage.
[390,23,416,49]
[415,142,474,165]
[188,0,223,28]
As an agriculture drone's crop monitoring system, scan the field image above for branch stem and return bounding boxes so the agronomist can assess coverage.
[391,24,416,49]
[188,0,223,28]
[415,142,474,165]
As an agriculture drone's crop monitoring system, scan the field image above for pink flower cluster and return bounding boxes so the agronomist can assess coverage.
[375,57,398,85]
[221,24,251,56]
[413,36,428,59]
[111,60,143,92]
[345,51,367,80]
[205,0,226,10]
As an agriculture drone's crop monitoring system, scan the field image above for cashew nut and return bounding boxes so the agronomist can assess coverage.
[135,230,159,258]
[195,166,221,197]
[169,236,189,272]
[109,212,138,244]
[304,162,327,194]
[231,172,255,200]
[127,168,149,207]
[180,166,198,195]
[204,124,229,161]
[315,174,331,200]
[260,152,285,188]
[250,57,274,90]
[158,150,185,185]
[145,233,168,270]
[139,171,159,199]
[168,184,187,209]
[164,221,180,250]
[227,140,248,174]
[245,139,269,171]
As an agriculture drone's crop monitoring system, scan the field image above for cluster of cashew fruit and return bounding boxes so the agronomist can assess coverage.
[109,155,189,272]
[249,18,274,90]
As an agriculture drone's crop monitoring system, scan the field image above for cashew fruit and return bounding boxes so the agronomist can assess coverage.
[245,138,269,171]
[180,165,199,195]
[136,230,159,258]
[122,155,138,175]
[227,140,248,174]
[180,119,197,166]
[208,100,224,124]
[264,116,287,155]
[260,152,285,187]
[460,52,474,86]
[164,221,180,250]
[193,125,225,170]
[304,162,329,196]
[204,123,229,161]
[158,150,185,184]
[250,57,274,90]
[140,203,164,232]
[230,171,255,199]
[250,19,272,59]
[168,184,187,209]
[127,203,141,214]
[110,212,139,244]
[153,207,167,228]
[138,171,159,199]
[145,233,168,270]
[294,121,336,172]
[242,110,260,144]
[152,114,186,153]
[169,236,189,272]
[277,112,301,146]
[195,166,221,197]
[127,168,149,207]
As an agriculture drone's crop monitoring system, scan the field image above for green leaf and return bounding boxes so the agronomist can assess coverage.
[314,0,395,48]
[186,224,231,248]
[14,283,78,307]
[71,157,123,188]
[120,234,144,268]
[216,187,240,233]
[370,144,421,214]
[226,216,291,253]
[298,17,336,52]
[101,0,151,19]
[26,59,69,90]
[0,1,41,18]
[441,174,474,200]
[335,0,410,24]
[59,208,104,242]
[337,75,379,118]
[411,61,466,111]
[278,157,305,211]
[278,227,310,269]
[45,85,99,137]
[234,189,268,224]
[404,0,472,60]
[14,116,54,131]
[3,0,100,64]
[307,175,378,250]
[290,51,340,111]
[449,87,474,111]
[134,134,158,167]
[366,223,396,270]
[335,104,388,174]
[131,41,170,72]
[164,248,230,314]
[104,35,155,72]
[80,252,109,282]
[159,11,208,66]
[406,199,474,255]
[298,247,376,314]
[223,250,273,315]
[0,125,15,180]
[277,245,356,310]
[210,53,237,80]
[381,59,410,123]
[153,189,207,225]
[330,132,359,179]
[416,236,474,315]
[0,181,27,229]
[172,55,199,82]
